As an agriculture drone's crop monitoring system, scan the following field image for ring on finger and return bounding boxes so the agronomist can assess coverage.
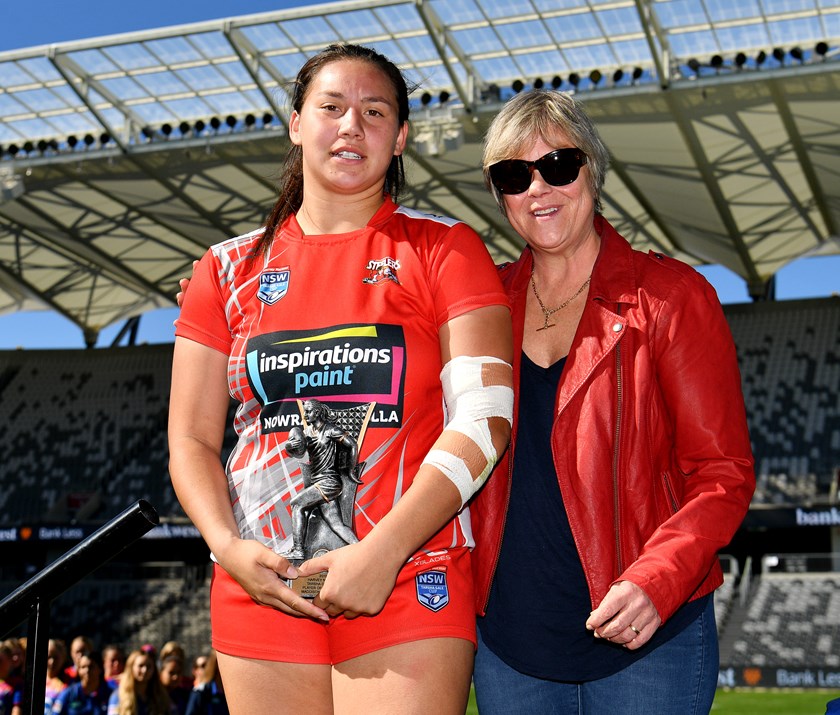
[629,624,640,635]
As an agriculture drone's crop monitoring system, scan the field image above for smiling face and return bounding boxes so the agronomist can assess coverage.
[131,653,153,683]
[502,132,599,259]
[288,58,408,201]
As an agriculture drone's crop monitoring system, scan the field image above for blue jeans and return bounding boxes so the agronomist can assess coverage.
[474,597,718,715]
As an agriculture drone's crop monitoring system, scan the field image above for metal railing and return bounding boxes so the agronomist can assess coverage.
[0,500,159,715]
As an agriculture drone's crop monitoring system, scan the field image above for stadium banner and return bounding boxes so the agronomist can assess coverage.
[719,666,840,689]
[744,506,840,529]
[8,523,201,542]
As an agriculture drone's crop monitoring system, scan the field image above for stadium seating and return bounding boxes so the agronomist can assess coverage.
[724,572,840,667]
[725,297,840,504]
[0,344,240,524]
[0,567,212,661]
[0,296,837,521]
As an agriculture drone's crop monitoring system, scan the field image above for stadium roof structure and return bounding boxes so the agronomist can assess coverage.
[0,0,839,345]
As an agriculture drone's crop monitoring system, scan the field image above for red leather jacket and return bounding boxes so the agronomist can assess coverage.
[471,216,755,623]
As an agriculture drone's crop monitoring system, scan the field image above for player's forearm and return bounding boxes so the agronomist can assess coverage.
[169,440,240,557]
[361,466,463,568]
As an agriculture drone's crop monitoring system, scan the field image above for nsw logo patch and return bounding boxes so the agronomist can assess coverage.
[415,569,449,612]
[257,268,290,305]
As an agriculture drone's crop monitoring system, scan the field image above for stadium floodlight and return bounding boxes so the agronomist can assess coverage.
[551,75,562,89]
[687,58,701,76]
[756,50,767,68]
[225,115,237,130]
[735,52,747,69]
[209,116,222,132]
[790,47,804,63]
[815,41,828,59]
[262,113,273,126]
[568,72,580,89]
[612,68,624,85]
[439,90,450,104]
[632,66,643,84]
[710,55,723,73]
[511,79,524,93]
[532,78,544,90]
[772,47,785,65]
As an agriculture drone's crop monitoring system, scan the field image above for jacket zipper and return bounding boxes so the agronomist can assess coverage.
[662,472,679,514]
[613,304,624,575]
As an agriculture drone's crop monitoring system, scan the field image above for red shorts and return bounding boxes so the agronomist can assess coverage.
[210,547,476,664]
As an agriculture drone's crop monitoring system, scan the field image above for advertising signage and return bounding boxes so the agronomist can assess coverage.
[719,666,840,689]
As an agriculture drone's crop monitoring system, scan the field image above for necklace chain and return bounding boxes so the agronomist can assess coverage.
[530,268,591,331]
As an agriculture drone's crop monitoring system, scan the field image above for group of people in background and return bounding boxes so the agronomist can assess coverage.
[0,635,227,715]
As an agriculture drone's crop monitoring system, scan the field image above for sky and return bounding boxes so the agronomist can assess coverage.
[0,0,837,349]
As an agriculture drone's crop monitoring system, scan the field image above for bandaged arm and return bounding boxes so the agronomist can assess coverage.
[421,355,514,508]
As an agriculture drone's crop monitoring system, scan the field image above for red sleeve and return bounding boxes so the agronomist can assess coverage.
[174,249,232,355]
[428,222,510,328]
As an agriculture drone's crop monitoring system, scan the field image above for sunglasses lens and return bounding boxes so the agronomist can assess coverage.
[489,160,532,195]
[539,149,585,186]
[490,149,586,194]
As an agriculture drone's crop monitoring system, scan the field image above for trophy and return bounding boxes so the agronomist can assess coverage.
[281,398,374,598]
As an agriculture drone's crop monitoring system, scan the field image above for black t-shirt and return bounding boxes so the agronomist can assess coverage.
[478,351,708,681]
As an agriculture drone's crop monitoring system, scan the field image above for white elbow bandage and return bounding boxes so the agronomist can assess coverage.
[422,355,514,507]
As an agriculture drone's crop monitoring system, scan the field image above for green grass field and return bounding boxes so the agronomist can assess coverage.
[465,687,838,713]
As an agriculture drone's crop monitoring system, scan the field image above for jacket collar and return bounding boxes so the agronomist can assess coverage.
[589,215,639,309]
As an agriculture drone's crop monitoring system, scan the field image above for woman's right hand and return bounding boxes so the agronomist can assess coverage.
[215,538,329,622]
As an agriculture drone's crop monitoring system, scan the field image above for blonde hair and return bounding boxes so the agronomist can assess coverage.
[116,650,172,715]
[482,89,610,216]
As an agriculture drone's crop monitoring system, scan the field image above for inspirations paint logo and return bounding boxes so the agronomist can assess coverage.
[245,323,406,434]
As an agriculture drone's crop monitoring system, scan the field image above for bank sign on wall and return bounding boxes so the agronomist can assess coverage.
[720,666,840,689]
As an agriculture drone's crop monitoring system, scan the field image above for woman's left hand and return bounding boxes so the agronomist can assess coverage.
[585,580,662,650]
[297,539,403,619]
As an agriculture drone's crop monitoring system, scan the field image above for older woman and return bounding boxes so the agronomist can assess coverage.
[469,89,755,713]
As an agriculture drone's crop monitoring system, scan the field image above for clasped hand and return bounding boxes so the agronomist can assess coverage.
[298,538,402,620]
[219,538,401,622]
[215,538,329,622]
[585,580,662,650]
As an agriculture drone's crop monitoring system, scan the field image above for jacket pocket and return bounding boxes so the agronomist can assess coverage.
[661,471,679,515]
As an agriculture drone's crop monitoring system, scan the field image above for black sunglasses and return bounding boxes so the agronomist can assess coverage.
[489,148,588,195]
